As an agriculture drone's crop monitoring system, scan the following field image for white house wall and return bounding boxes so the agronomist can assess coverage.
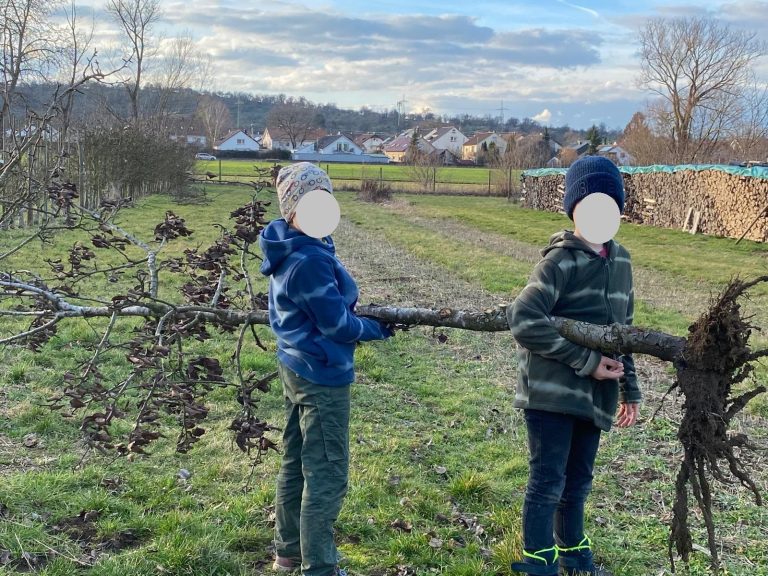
[430,129,467,155]
[360,138,384,153]
[217,134,260,151]
[318,137,363,155]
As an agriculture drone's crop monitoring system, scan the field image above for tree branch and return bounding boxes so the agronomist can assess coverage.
[357,305,688,360]
[0,277,693,362]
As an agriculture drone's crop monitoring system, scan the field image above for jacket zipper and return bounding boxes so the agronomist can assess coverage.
[604,256,622,366]
[603,257,614,323]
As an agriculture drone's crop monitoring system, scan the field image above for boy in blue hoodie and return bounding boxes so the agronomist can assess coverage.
[259,162,391,576]
[507,156,641,576]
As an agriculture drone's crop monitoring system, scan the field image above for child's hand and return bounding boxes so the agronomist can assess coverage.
[616,402,639,427]
[591,356,624,380]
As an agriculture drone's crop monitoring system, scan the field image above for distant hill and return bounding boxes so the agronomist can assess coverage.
[14,83,620,144]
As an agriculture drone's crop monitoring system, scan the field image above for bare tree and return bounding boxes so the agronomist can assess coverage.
[403,131,437,192]
[558,147,578,167]
[621,111,668,166]
[0,0,62,128]
[193,53,215,94]
[148,33,208,123]
[106,0,162,123]
[501,134,550,169]
[0,0,122,230]
[729,75,768,162]
[56,0,96,139]
[638,16,767,163]
[405,151,437,193]
[196,94,231,147]
[266,102,317,149]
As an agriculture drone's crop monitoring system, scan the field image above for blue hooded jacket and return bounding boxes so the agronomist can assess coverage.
[259,219,389,385]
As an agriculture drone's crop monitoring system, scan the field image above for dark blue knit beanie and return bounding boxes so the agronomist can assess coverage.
[563,155,625,220]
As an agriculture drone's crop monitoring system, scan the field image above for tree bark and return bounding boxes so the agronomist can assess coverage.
[355,305,686,361]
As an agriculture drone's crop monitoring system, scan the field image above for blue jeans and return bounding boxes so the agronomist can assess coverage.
[519,409,602,575]
[274,363,350,576]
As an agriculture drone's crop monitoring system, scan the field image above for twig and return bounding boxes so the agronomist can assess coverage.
[0,314,61,345]
[240,243,258,310]
[0,230,44,261]
[80,311,119,381]
[211,269,227,306]
[30,537,93,567]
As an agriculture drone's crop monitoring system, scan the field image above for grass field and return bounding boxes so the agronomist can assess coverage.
[194,159,518,192]
[0,187,767,575]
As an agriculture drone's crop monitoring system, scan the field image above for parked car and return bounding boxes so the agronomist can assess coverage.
[195,153,216,161]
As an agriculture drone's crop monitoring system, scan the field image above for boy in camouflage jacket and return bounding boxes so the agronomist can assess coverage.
[507,156,641,576]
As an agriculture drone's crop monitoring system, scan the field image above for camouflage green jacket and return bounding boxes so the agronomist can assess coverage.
[507,230,641,431]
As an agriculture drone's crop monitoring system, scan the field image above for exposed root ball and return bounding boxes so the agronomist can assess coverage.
[669,278,767,572]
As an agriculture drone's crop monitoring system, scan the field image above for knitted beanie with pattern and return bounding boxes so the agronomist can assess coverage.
[275,162,334,221]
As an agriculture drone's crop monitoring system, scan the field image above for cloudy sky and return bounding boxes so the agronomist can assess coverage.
[67,0,768,129]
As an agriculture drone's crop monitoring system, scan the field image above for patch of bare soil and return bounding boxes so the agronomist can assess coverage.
[0,507,144,573]
[334,218,516,375]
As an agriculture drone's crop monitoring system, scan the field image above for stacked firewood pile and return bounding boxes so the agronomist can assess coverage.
[521,168,768,242]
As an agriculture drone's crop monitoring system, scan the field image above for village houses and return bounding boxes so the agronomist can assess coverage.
[383,132,436,163]
[262,127,326,151]
[424,126,467,156]
[214,129,261,153]
[461,132,508,162]
[354,133,387,154]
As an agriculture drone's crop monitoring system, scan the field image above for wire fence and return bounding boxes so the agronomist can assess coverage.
[196,160,523,198]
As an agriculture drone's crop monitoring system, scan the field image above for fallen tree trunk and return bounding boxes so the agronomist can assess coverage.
[0,276,686,360]
[355,305,687,361]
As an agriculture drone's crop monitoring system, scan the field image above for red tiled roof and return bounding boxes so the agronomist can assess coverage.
[383,134,413,153]
[463,132,493,146]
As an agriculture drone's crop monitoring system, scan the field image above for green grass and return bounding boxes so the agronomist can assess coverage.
[394,194,768,287]
[194,159,518,186]
[0,187,767,575]
[340,198,534,294]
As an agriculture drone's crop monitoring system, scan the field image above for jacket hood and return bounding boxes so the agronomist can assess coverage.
[259,219,335,276]
[541,230,616,259]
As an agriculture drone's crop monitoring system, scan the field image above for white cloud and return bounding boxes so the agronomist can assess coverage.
[556,0,600,19]
[532,109,553,124]
[47,1,768,128]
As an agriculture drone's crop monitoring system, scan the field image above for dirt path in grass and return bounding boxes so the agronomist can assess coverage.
[333,216,517,374]
[383,205,713,319]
